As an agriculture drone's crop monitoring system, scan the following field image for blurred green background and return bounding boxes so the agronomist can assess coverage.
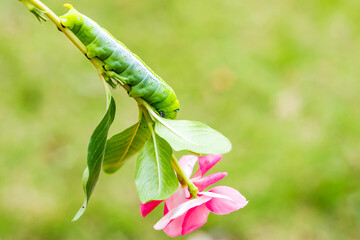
[1,0,360,239]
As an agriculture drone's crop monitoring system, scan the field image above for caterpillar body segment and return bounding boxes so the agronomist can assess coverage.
[60,6,180,119]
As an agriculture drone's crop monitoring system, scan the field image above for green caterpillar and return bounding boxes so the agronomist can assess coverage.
[59,5,180,119]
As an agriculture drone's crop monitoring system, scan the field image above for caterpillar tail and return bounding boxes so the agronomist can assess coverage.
[63,4,74,9]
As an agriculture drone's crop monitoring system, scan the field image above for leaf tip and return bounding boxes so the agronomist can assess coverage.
[224,138,232,153]
[102,166,119,174]
[72,204,86,222]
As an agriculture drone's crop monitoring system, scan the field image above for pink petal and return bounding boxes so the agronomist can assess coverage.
[164,203,169,215]
[140,200,163,217]
[162,202,211,237]
[193,155,222,177]
[184,187,191,199]
[199,191,233,201]
[163,214,186,237]
[165,187,188,211]
[178,155,198,178]
[181,203,210,235]
[205,186,248,215]
[154,195,212,230]
[192,172,228,192]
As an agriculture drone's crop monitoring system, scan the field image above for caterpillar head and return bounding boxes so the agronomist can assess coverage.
[59,4,82,32]
[161,109,179,119]
[160,100,180,119]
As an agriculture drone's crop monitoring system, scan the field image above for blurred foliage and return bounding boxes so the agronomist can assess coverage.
[1,0,360,239]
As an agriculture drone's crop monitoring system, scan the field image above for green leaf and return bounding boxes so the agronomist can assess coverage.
[154,118,232,154]
[103,114,151,174]
[73,94,116,221]
[22,0,47,22]
[135,132,178,203]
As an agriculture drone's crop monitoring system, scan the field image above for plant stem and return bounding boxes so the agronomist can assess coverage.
[170,156,187,187]
[171,155,199,198]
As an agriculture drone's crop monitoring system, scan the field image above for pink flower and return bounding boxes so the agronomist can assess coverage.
[140,155,248,237]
